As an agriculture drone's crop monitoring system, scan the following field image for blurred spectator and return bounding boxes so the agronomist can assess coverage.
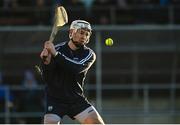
[71,0,84,6]
[172,0,180,4]
[0,71,14,113]
[80,0,95,14]
[36,0,44,7]
[16,69,43,123]
[34,0,48,25]
[22,69,38,89]
[160,0,170,6]
[99,15,109,24]
[3,0,18,9]
[117,0,129,9]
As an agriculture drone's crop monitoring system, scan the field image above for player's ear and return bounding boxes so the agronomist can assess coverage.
[85,40,89,44]
[85,36,90,44]
[85,31,92,44]
[69,29,73,39]
[90,31,92,36]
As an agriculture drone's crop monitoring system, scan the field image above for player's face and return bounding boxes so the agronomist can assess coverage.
[72,28,91,46]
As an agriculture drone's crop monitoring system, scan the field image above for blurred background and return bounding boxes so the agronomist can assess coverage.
[0,0,180,124]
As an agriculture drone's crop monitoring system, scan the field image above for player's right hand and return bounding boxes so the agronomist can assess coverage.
[40,48,48,58]
[40,48,52,65]
[44,41,56,57]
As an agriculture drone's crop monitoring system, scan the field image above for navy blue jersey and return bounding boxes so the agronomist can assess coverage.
[41,41,96,103]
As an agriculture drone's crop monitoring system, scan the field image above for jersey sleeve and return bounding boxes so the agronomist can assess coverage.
[53,50,96,74]
[40,59,56,83]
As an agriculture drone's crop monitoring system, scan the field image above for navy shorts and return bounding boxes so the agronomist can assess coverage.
[45,96,92,119]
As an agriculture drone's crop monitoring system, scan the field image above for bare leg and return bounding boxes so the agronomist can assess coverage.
[44,114,61,124]
[74,106,104,124]
[82,111,104,124]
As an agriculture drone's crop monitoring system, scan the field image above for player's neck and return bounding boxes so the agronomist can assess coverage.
[68,40,78,50]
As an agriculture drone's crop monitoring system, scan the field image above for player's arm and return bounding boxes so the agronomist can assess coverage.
[39,43,56,83]
[40,41,56,74]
